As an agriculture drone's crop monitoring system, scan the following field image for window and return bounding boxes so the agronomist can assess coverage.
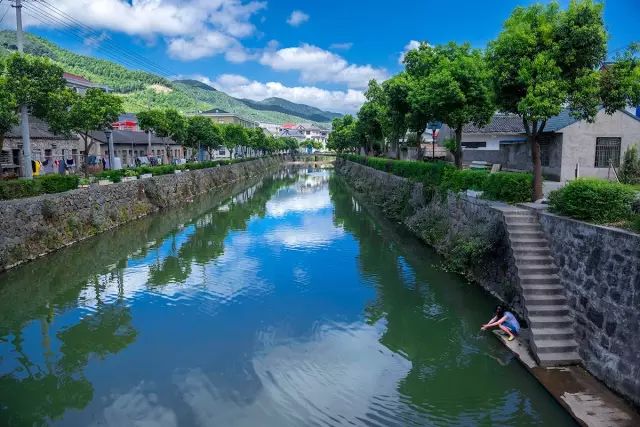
[219,148,226,155]
[595,137,621,168]
[539,135,552,167]
[461,141,486,149]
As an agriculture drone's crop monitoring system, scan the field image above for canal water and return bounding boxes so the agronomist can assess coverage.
[0,167,576,426]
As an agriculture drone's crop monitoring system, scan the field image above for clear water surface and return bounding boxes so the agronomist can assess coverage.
[0,167,576,426]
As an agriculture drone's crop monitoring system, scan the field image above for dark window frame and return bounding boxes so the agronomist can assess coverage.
[595,137,621,168]
[461,141,487,149]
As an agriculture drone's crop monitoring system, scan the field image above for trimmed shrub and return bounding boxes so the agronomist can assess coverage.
[38,175,80,194]
[482,172,533,203]
[0,175,79,200]
[549,179,636,223]
[441,168,488,193]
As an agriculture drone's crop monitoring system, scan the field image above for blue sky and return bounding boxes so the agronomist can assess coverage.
[2,0,638,113]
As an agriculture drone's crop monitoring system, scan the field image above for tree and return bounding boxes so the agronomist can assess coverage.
[600,43,640,114]
[48,88,123,167]
[487,0,608,200]
[186,116,223,159]
[382,74,411,159]
[222,124,247,159]
[619,145,640,185]
[138,109,176,162]
[327,115,359,153]
[0,75,18,153]
[407,42,494,168]
[248,127,267,156]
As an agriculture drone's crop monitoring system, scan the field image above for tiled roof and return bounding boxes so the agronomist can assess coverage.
[89,130,177,146]
[201,108,230,114]
[463,114,524,134]
[6,117,78,140]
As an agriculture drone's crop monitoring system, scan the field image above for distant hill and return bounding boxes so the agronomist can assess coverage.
[239,97,342,123]
[0,30,337,127]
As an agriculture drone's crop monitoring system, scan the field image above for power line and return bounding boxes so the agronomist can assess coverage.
[21,2,168,76]
[34,0,176,78]
[0,4,9,26]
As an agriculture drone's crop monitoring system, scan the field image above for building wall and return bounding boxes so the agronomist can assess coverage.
[559,110,640,181]
[2,137,82,175]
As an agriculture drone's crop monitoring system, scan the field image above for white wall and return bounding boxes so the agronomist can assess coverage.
[559,110,640,181]
[460,133,524,151]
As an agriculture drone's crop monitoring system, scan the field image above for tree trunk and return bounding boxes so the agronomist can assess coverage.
[395,138,400,160]
[530,134,544,201]
[454,126,463,169]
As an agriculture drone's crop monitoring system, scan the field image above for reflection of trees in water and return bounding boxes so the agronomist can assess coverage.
[328,177,545,424]
[0,283,135,426]
[144,173,299,287]
[0,169,300,425]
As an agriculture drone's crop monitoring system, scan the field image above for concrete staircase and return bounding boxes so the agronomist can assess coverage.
[501,207,581,367]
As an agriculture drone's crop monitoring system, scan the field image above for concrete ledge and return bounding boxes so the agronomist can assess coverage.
[492,331,640,427]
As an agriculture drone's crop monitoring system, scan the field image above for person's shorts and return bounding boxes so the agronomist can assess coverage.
[503,322,519,334]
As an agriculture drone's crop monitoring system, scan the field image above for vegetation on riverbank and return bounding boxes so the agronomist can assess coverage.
[341,154,532,203]
[0,175,79,200]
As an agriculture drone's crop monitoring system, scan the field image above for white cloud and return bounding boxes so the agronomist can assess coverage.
[210,73,366,113]
[330,42,353,50]
[399,39,422,65]
[287,10,309,27]
[12,0,265,62]
[260,44,388,89]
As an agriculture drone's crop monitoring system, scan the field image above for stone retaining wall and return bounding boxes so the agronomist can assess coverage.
[0,157,281,271]
[538,212,640,406]
[337,158,640,407]
[335,158,523,315]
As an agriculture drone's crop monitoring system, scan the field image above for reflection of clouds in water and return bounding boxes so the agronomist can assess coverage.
[265,215,344,249]
[93,382,177,427]
[172,322,413,427]
[266,187,332,217]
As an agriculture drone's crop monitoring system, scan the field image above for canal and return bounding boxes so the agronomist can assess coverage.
[0,167,576,426]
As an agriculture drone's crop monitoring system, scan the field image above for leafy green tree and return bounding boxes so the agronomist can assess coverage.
[327,115,359,153]
[47,88,123,165]
[600,43,640,114]
[248,127,268,156]
[382,74,410,159]
[186,116,223,159]
[0,75,18,153]
[222,124,248,159]
[487,0,608,200]
[406,42,494,168]
[619,145,640,185]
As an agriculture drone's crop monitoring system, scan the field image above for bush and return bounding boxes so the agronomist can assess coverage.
[619,145,640,185]
[549,179,636,223]
[0,175,79,200]
[441,168,488,193]
[483,172,533,203]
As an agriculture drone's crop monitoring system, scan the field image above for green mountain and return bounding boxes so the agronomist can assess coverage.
[0,31,337,126]
[239,97,342,123]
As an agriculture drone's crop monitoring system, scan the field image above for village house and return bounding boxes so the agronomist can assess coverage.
[88,129,184,167]
[447,107,640,181]
[1,116,82,176]
[197,109,258,129]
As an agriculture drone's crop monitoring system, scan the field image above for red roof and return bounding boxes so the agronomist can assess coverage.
[281,123,297,129]
[63,72,94,85]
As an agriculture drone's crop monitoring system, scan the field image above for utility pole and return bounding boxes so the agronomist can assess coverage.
[14,0,33,179]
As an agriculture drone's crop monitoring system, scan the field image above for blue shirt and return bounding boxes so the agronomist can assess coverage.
[504,311,520,333]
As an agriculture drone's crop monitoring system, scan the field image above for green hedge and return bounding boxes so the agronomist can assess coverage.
[549,179,637,223]
[483,172,533,203]
[0,175,80,200]
[341,155,532,203]
[95,157,253,182]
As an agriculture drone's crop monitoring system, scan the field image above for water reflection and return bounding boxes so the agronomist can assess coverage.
[0,168,574,426]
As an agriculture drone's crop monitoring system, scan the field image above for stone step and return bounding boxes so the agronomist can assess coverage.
[529,315,573,328]
[512,247,552,257]
[513,254,555,265]
[534,339,578,353]
[520,274,561,285]
[510,238,550,248]
[522,284,565,295]
[517,264,559,275]
[509,231,547,239]
[507,223,541,231]
[527,304,570,316]
[536,351,581,367]
[531,327,575,340]
[524,294,567,305]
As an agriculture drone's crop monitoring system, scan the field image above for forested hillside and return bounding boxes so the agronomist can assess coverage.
[0,31,337,126]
